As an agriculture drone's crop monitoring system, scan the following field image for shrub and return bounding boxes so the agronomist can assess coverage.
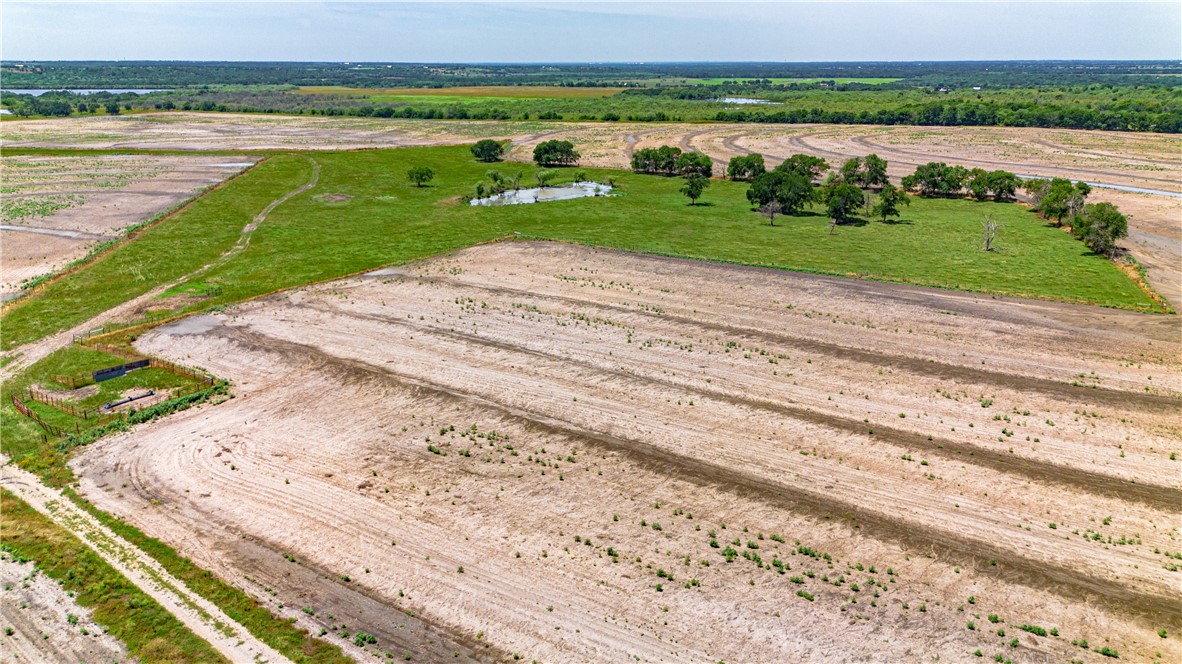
[533,140,579,166]
[470,139,505,163]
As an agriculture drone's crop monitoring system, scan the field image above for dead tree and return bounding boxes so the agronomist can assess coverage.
[759,201,782,226]
[981,215,1003,251]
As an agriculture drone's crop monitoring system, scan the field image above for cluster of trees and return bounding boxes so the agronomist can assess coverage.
[745,155,829,217]
[726,154,766,181]
[0,90,141,117]
[627,145,713,204]
[741,153,909,228]
[1023,178,1128,257]
[533,140,579,166]
[901,162,1019,201]
[631,146,712,177]
[1070,202,1129,258]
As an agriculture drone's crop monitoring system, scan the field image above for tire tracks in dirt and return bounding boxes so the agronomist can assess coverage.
[316,302,1179,512]
[409,276,1181,415]
[677,128,730,172]
[218,326,1182,631]
[0,459,293,663]
[847,133,1182,190]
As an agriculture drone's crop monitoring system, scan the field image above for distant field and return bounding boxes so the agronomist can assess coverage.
[294,85,625,98]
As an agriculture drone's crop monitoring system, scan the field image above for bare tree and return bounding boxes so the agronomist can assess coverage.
[981,215,1003,251]
[758,200,783,226]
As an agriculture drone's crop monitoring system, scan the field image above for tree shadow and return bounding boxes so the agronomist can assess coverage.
[689,201,717,207]
[879,217,913,225]
[835,217,869,227]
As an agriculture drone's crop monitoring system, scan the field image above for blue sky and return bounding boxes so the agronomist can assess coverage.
[3,1,1179,62]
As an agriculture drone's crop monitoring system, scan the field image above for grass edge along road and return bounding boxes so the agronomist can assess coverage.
[0,484,231,663]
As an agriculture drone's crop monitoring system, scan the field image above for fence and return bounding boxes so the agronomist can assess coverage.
[11,393,64,438]
[51,374,81,389]
[26,387,121,422]
[83,342,216,386]
[8,340,221,442]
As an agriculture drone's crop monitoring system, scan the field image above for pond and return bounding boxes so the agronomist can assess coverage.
[470,182,614,206]
[714,97,778,105]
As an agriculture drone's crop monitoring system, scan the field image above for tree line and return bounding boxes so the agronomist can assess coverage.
[713,102,1181,134]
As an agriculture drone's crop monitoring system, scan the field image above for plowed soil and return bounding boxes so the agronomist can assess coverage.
[1,154,256,295]
[73,242,1181,663]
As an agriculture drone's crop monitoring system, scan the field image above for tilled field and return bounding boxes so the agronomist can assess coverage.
[0,154,256,295]
[73,242,1180,662]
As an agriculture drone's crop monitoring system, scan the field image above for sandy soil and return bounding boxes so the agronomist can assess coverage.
[0,555,130,664]
[73,242,1181,663]
[8,113,1175,305]
[0,154,257,295]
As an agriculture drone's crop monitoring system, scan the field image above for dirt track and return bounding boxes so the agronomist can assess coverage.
[73,242,1181,663]
[0,459,291,663]
[0,555,130,663]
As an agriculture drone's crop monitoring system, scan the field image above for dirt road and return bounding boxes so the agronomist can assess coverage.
[1,459,291,663]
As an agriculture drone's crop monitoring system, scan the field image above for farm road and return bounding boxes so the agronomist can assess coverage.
[0,458,292,664]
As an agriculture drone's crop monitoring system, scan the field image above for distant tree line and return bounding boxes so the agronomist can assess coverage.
[713,102,1181,133]
[6,60,1177,90]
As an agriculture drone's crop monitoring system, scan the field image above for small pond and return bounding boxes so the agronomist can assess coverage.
[714,97,778,105]
[470,182,613,207]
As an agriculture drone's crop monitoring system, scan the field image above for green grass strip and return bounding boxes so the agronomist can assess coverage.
[0,488,229,663]
[65,490,352,664]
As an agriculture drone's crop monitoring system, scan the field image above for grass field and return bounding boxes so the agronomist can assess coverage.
[0,145,1157,353]
[295,85,626,98]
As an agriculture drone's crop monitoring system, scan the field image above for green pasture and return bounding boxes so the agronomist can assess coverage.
[1,145,1157,352]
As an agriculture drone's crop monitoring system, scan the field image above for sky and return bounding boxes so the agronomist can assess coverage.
[2,1,1179,62]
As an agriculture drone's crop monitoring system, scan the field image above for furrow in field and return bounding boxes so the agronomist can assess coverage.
[213,323,1182,629]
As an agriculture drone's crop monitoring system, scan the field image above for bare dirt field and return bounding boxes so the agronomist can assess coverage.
[73,242,1181,663]
[6,113,1178,304]
[0,154,257,295]
[0,555,130,663]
